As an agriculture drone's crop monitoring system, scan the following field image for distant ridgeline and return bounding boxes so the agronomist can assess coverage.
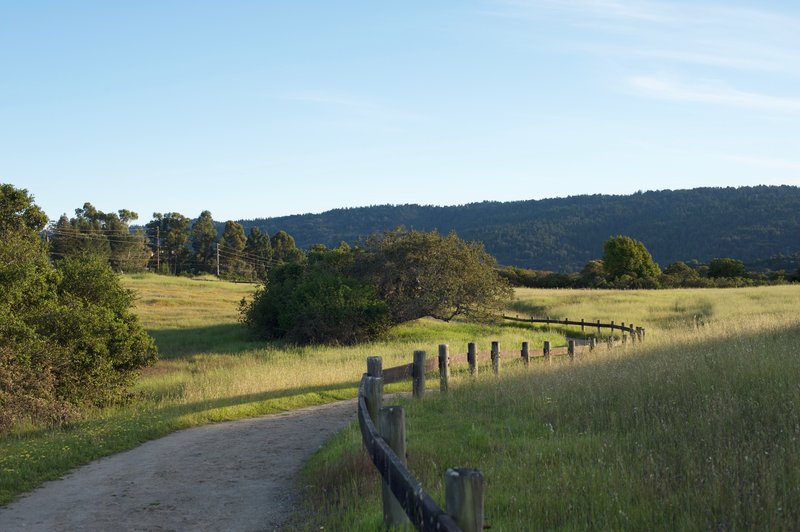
[234,186,800,273]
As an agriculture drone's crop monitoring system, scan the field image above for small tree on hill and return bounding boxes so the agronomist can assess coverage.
[602,235,661,282]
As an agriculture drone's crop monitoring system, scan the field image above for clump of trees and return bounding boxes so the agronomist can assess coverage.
[240,229,512,345]
[500,235,791,289]
[0,185,157,431]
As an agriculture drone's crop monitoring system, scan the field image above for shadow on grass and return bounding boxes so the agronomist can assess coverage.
[148,323,262,359]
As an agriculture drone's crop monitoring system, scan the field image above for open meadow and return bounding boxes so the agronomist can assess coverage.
[0,273,563,505]
[303,285,800,530]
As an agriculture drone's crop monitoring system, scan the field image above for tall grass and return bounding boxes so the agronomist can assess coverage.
[304,285,800,529]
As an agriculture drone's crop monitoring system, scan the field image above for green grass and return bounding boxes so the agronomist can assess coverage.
[303,285,800,530]
[0,273,566,505]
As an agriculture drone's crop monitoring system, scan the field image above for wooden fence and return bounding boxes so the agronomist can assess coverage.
[357,317,645,531]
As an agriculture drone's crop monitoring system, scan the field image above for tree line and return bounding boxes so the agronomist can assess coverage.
[500,235,799,289]
[49,205,305,279]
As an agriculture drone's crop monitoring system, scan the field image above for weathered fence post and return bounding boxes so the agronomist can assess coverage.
[379,406,409,528]
[607,336,614,349]
[597,319,601,334]
[367,356,382,378]
[439,344,450,393]
[622,331,628,345]
[521,341,529,367]
[589,337,596,351]
[364,376,383,424]
[581,318,585,332]
[467,342,477,376]
[629,323,636,344]
[568,339,575,360]
[639,327,645,341]
[543,340,551,362]
[491,341,500,375]
[445,468,485,532]
[413,350,426,398]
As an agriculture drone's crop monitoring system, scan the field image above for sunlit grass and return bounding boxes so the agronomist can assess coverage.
[304,286,800,530]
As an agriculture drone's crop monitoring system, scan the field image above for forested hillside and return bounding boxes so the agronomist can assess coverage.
[237,186,800,272]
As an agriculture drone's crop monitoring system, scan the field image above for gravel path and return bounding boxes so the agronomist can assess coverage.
[0,400,357,531]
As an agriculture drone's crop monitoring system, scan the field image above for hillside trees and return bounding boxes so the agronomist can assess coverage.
[0,185,156,431]
[708,258,746,279]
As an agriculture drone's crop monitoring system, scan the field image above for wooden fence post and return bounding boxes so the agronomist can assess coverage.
[568,340,575,360]
[589,337,596,351]
[607,336,614,349]
[491,341,500,375]
[629,323,636,343]
[468,343,477,376]
[581,318,585,332]
[379,406,409,528]
[445,468,485,532]
[597,319,601,334]
[367,356,382,378]
[639,327,645,341]
[413,350,426,398]
[364,376,383,424]
[439,344,450,393]
[622,331,628,345]
[543,340,551,362]
[521,342,529,367]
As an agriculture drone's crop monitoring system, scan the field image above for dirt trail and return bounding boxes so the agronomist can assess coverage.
[0,400,357,531]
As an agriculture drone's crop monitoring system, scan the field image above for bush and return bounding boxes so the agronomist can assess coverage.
[241,262,389,345]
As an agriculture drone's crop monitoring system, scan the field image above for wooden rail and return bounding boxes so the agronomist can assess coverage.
[357,374,463,531]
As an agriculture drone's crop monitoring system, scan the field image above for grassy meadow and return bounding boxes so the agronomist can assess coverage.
[303,285,800,530]
[0,273,563,505]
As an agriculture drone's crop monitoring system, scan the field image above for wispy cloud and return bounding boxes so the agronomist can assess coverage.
[489,0,800,74]
[628,76,800,112]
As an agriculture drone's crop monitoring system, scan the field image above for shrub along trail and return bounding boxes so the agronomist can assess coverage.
[0,400,356,531]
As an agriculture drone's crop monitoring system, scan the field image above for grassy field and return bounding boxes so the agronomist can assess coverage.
[304,285,800,530]
[0,273,565,505]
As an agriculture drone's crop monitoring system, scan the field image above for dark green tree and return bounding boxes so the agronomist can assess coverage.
[240,250,388,345]
[190,210,219,274]
[219,220,248,279]
[270,230,305,265]
[708,258,746,279]
[244,227,273,280]
[602,235,661,281]
[0,184,48,233]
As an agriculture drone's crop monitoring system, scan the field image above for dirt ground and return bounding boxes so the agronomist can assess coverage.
[0,400,357,531]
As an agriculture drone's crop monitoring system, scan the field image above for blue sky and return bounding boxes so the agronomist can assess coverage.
[2,0,798,223]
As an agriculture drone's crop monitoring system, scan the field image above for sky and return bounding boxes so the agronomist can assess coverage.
[1,0,799,223]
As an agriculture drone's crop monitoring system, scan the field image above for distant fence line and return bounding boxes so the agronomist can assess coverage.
[357,317,645,531]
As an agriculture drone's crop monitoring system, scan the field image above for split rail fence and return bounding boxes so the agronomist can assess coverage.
[357,317,646,531]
